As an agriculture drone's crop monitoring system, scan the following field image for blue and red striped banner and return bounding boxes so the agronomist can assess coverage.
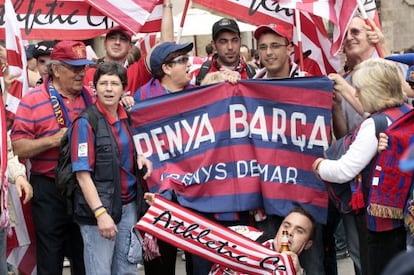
[131,77,333,223]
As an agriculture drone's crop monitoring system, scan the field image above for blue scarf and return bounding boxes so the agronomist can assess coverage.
[48,80,93,127]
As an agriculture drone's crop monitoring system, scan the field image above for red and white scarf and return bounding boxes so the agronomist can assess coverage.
[136,195,296,275]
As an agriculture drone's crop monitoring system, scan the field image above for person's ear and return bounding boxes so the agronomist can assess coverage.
[162,63,172,76]
[51,63,61,77]
[303,239,313,251]
[211,40,216,51]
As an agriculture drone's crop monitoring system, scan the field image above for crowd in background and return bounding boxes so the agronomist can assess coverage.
[1,2,414,275]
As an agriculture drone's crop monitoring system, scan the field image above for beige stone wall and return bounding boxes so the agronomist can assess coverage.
[379,0,414,52]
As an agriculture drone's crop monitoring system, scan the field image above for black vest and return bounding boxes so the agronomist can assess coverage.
[73,105,127,225]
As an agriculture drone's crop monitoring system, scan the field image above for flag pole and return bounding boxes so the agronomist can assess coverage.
[294,9,305,76]
[356,0,384,58]
[176,0,191,43]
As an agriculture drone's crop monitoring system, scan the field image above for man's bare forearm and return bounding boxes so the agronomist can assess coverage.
[12,128,67,159]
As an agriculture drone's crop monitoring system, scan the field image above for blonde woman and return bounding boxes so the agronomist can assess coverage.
[313,58,412,275]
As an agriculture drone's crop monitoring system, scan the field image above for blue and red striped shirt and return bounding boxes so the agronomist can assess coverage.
[11,81,95,178]
[70,101,137,204]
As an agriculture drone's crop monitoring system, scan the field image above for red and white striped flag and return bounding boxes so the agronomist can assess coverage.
[282,0,381,57]
[85,0,161,34]
[277,0,359,56]
[277,0,340,25]
[4,1,36,274]
[140,2,164,33]
[329,0,382,56]
[330,0,358,56]
[4,0,29,120]
[136,195,296,275]
[0,0,163,40]
[6,185,36,275]
[135,33,158,56]
[0,94,9,230]
[331,0,381,56]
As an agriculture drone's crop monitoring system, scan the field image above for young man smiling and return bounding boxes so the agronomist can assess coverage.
[84,0,174,95]
[252,23,297,79]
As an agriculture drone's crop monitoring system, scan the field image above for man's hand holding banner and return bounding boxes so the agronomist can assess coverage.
[131,77,333,224]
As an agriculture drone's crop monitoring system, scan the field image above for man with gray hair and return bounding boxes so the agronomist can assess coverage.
[11,40,95,275]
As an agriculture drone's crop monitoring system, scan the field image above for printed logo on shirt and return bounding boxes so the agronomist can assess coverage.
[78,143,88,157]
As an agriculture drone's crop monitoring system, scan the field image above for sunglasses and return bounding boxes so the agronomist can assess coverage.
[346,28,364,37]
[169,55,190,65]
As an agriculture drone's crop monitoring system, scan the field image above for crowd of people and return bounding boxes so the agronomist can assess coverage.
[0,1,414,275]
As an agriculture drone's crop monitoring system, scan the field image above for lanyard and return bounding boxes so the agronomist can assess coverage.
[48,80,92,127]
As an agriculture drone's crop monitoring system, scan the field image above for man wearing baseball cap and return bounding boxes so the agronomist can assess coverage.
[193,18,257,86]
[26,44,40,88]
[84,0,174,96]
[135,41,194,98]
[11,40,96,275]
[133,41,194,275]
[252,23,327,275]
[253,23,298,79]
[32,40,55,85]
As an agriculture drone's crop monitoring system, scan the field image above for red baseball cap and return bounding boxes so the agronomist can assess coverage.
[106,26,133,42]
[51,41,95,66]
[254,24,293,44]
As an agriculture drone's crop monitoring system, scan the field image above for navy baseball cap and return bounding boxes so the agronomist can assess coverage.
[385,53,414,66]
[32,41,55,59]
[385,53,414,82]
[25,44,35,59]
[212,18,240,40]
[149,42,193,73]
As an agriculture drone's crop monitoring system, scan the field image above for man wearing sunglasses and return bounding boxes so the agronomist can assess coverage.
[133,41,194,275]
[11,40,96,275]
[134,41,194,100]
[325,15,388,275]
[330,15,388,138]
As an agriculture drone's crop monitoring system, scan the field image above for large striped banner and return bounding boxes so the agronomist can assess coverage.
[0,0,162,40]
[136,195,296,275]
[131,77,332,224]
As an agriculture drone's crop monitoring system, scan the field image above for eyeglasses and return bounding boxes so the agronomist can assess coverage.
[60,63,86,73]
[258,43,288,51]
[169,55,190,65]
